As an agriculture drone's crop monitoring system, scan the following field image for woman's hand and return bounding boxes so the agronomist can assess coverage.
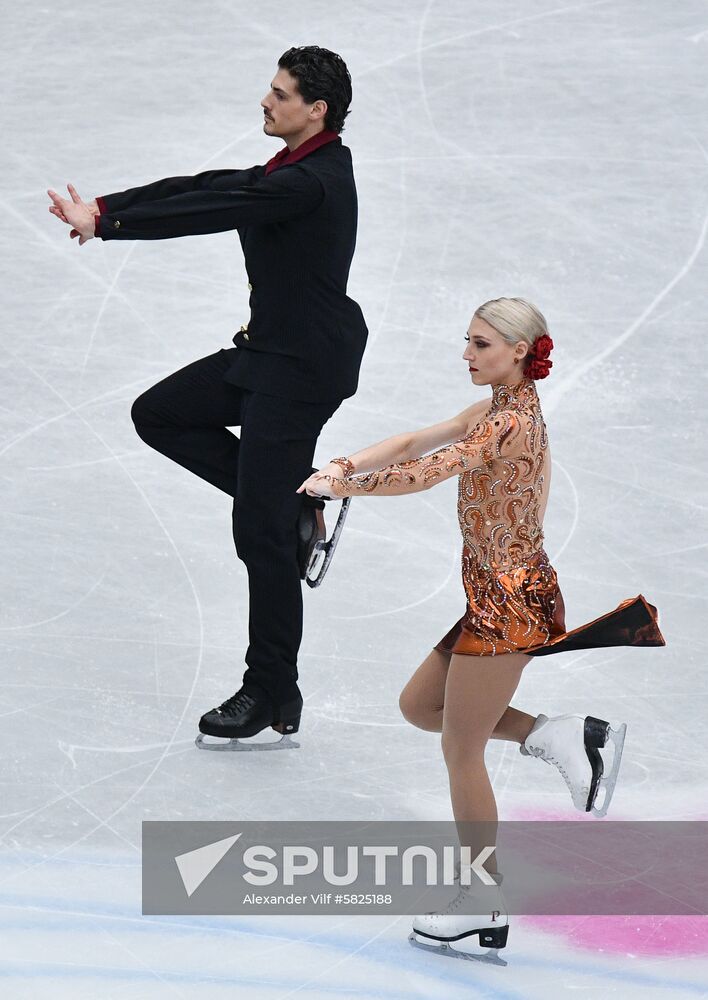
[47,184,97,245]
[296,462,345,500]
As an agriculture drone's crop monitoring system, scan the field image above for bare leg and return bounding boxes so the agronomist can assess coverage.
[440,651,529,873]
[399,648,537,743]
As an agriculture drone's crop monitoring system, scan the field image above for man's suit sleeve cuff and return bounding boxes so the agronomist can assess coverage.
[93,196,108,238]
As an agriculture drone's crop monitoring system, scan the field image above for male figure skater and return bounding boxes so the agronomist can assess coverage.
[47,46,368,748]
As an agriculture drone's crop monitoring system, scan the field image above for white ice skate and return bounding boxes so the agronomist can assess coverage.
[409,868,508,966]
[520,713,627,817]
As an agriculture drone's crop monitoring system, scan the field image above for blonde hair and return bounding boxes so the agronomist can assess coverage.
[473,297,549,351]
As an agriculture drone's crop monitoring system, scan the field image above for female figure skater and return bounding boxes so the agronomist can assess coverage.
[297,297,664,961]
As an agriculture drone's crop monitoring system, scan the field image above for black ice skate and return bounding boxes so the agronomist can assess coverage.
[195,688,302,751]
[298,496,351,589]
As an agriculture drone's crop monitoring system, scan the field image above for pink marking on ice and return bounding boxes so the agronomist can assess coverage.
[507,808,708,956]
[510,807,596,822]
[518,915,708,957]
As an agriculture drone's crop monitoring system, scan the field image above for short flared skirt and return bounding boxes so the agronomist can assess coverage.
[435,547,665,658]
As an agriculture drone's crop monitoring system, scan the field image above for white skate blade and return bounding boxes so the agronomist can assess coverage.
[408,932,507,967]
[195,733,300,752]
[306,498,350,588]
[590,723,626,817]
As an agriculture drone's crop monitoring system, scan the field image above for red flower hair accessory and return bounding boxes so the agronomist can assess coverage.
[526,332,554,380]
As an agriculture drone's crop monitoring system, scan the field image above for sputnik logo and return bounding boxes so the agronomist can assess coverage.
[174,833,242,897]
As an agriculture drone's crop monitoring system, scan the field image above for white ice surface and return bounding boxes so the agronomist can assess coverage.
[2,0,708,996]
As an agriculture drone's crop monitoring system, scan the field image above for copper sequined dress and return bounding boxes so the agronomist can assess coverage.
[331,377,664,658]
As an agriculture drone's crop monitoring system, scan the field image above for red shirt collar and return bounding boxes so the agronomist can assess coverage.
[264,129,340,175]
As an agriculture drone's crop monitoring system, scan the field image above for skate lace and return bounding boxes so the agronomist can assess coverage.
[217,691,256,717]
[442,883,499,915]
[527,745,589,796]
[445,888,469,913]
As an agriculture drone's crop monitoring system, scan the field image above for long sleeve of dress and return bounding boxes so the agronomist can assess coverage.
[330,409,527,498]
[95,165,324,241]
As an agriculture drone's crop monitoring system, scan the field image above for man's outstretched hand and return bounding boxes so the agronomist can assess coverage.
[47,184,98,245]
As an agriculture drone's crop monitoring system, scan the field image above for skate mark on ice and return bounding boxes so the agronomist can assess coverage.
[546,459,579,564]
[333,535,458,620]
[0,743,194,882]
[358,0,614,79]
[366,91,408,353]
[57,738,195,769]
[543,201,708,417]
[0,567,108,632]
[26,448,146,471]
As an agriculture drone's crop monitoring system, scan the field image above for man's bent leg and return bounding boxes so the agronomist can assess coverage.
[130,348,243,497]
[233,391,340,704]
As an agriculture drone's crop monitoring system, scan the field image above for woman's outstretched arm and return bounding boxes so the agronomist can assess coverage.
[297,398,492,497]
[329,408,527,498]
[327,397,492,477]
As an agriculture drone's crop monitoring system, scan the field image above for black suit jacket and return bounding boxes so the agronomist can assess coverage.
[96,139,368,402]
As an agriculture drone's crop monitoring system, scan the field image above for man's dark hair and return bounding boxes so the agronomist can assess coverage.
[278,46,352,133]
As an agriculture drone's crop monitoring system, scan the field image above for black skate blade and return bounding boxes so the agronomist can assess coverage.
[584,747,603,811]
[584,716,610,748]
[195,733,300,752]
[583,716,609,812]
[408,932,507,966]
[305,497,351,588]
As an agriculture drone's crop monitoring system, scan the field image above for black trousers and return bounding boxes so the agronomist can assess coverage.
[130,347,341,704]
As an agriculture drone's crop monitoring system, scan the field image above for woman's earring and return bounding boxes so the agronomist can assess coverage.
[514,358,520,364]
